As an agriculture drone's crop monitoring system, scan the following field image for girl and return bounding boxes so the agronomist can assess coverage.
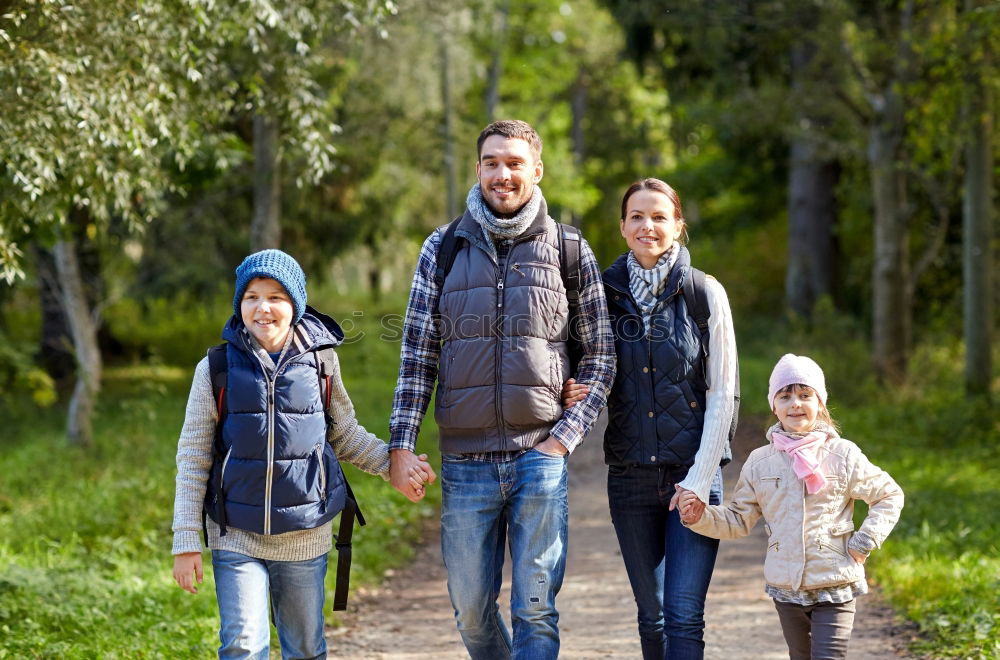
[171,249,433,659]
[679,353,904,660]
[565,177,738,659]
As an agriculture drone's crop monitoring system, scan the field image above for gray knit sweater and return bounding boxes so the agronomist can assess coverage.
[171,352,391,561]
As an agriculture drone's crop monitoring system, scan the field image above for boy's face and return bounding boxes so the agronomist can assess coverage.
[240,277,294,353]
[772,384,821,433]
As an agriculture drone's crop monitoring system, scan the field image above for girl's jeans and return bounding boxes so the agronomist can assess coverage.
[608,464,723,660]
[211,549,328,660]
[440,448,569,660]
[773,598,857,660]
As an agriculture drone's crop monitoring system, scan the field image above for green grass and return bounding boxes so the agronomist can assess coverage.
[738,314,1000,659]
[0,289,439,658]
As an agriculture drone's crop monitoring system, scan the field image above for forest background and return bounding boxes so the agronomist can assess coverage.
[0,0,996,658]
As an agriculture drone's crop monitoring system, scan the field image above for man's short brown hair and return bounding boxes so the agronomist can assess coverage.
[477,120,542,161]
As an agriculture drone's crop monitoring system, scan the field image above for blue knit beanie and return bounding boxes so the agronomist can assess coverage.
[233,249,307,325]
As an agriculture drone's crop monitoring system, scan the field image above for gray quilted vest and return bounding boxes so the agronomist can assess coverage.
[434,202,570,453]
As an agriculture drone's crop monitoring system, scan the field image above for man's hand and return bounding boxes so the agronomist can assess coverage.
[535,436,569,457]
[560,378,590,409]
[390,449,437,502]
[173,552,203,594]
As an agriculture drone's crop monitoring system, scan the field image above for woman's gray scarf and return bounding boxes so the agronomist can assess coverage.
[627,246,680,329]
[466,183,542,256]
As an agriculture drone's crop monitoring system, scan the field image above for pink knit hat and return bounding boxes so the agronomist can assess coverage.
[767,354,828,410]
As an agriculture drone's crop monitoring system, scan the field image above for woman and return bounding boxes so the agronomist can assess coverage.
[566,178,737,659]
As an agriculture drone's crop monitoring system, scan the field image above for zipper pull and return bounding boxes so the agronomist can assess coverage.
[512,263,525,277]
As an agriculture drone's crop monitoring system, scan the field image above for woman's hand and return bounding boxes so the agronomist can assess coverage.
[671,485,705,524]
[173,552,203,594]
[561,378,590,409]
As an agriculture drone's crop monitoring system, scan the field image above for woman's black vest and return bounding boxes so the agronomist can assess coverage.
[602,249,707,467]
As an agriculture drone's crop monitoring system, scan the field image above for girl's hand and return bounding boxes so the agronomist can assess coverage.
[173,552,203,594]
[561,378,589,409]
[848,549,867,564]
[671,485,705,523]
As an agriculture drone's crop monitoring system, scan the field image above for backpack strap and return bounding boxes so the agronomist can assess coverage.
[433,216,464,291]
[558,224,583,371]
[331,479,366,611]
[558,223,581,309]
[206,343,230,540]
[313,344,367,612]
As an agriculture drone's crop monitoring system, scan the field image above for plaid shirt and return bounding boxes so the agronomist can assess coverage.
[389,225,615,462]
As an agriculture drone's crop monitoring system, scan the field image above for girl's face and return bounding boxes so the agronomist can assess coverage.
[620,189,684,269]
[773,384,821,433]
[240,277,294,353]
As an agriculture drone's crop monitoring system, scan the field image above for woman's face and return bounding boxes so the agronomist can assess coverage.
[619,189,683,269]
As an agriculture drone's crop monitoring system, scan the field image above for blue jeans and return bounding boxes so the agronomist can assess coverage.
[440,448,569,660]
[608,464,723,660]
[211,550,328,660]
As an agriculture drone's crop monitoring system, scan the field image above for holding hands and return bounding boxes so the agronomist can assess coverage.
[390,449,437,502]
[672,485,705,524]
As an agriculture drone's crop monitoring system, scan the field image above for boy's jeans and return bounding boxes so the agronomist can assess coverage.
[211,549,328,660]
[440,448,569,660]
[608,464,723,660]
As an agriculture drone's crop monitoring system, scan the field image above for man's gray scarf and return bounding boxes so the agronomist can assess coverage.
[466,183,542,256]
[627,246,680,329]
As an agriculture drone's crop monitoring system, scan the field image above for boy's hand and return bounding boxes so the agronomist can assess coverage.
[390,449,436,502]
[173,552,203,594]
[560,378,589,409]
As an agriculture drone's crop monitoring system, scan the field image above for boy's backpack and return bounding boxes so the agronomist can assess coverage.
[681,268,740,466]
[206,343,364,611]
[433,217,584,369]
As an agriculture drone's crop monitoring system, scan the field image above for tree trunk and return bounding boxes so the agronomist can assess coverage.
[53,228,102,446]
[485,0,510,122]
[868,91,910,384]
[786,39,838,318]
[441,38,458,220]
[786,139,838,317]
[251,113,281,251]
[962,66,993,395]
[32,244,75,383]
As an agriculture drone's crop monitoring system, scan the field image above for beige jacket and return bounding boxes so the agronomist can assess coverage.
[685,426,903,591]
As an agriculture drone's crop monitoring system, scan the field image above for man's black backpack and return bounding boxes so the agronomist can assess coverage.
[681,268,741,466]
[433,217,584,369]
[206,343,364,611]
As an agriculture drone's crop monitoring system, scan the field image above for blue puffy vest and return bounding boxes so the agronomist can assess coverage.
[204,312,348,536]
[602,249,707,467]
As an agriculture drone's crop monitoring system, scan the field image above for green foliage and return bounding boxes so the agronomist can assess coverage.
[103,291,232,367]
[0,300,437,656]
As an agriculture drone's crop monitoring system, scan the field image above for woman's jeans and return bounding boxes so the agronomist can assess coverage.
[440,448,569,660]
[211,549,328,660]
[773,598,857,660]
[608,464,723,660]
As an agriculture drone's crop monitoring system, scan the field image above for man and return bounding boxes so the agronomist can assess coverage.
[389,119,615,659]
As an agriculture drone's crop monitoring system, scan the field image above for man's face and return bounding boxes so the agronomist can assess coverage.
[476,135,543,217]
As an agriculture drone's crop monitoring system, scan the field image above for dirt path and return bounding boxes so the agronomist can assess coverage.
[330,414,917,658]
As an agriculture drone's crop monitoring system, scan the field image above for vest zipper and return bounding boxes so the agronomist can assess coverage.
[315,443,327,502]
[265,377,276,534]
[219,446,233,499]
[494,264,507,445]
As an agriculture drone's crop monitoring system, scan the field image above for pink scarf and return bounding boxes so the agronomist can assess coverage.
[771,430,828,494]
